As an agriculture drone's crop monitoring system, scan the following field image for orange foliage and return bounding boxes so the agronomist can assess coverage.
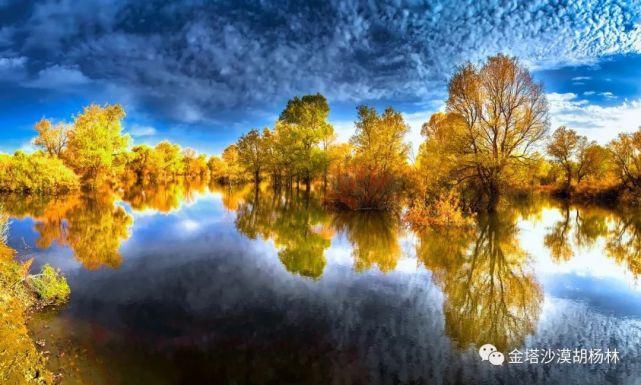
[328,165,402,210]
[405,191,473,231]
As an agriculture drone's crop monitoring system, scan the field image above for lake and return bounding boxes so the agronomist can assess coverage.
[2,182,641,384]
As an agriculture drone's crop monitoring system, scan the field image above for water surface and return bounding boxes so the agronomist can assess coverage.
[3,183,641,384]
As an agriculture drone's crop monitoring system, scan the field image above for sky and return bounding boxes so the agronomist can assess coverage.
[1,0,641,156]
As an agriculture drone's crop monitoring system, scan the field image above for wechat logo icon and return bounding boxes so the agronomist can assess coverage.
[479,344,504,366]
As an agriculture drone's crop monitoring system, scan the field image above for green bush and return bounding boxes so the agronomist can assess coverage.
[0,152,80,194]
[28,264,70,305]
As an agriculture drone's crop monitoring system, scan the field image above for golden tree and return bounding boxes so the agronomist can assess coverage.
[608,127,641,190]
[330,106,410,210]
[236,128,266,184]
[65,104,130,183]
[547,126,585,190]
[33,118,70,157]
[424,55,549,210]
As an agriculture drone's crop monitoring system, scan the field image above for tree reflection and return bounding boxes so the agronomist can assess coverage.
[574,206,609,249]
[542,203,641,277]
[235,188,331,279]
[3,193,133,270]
[234,187,404,277]
[417,212,543,351]
[331,211,401,273]
[605,209,641,277]
[120,178,210,213]
[210,182,254,212]
[544,203,574,262]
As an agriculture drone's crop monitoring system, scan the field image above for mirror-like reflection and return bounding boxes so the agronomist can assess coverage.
[235,187,331,279]
[120,177,210,213]
[234,187,403,277]
[3,193,133,270]
[605,209,641,277]
[417,211,543,351]
[541,202,641,278]
[331,211,402,273]
[3,185,641,384]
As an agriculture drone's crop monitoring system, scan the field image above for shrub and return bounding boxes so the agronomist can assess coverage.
[28,264,70,305]
[0,211,56,384]
[328,165,406,210]
[0,152,79,194]
[405,191,474,231]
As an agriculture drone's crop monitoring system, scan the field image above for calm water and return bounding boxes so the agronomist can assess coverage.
[3,182,641,385]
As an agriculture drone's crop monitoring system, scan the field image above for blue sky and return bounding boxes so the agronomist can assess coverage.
[1,0,641,155]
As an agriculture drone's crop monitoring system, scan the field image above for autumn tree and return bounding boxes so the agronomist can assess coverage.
[182,148,209,178]
[128,145,163,182]
[65,104,130,184]
[547,126,586,190]
[608,128,641,190]
[237,128,266,184]
[220,144,245,184]
[0,151,79,193]
[271,120,300,188]
[576,142,611,183]
[155,141,184,177]
[329,106,409,210]
[207,156,226,182]
[33,118,70,157]
[427,54,549,210]
[260,127,283,186]
[278,93,334,191]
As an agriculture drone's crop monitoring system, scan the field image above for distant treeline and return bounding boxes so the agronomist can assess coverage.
[2,54,641,223]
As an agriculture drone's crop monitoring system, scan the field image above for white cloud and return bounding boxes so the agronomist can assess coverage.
[0,56,27,79]
[26,65,90,89]
[129,124,157,137]
[583,91,596,96]
[547,92,641,143]
[330,120,354,144]
[571,76,591,81]
[0,56,26,69]
[599,91,617,99]
[18,141,37,154]
[402,110,439,159]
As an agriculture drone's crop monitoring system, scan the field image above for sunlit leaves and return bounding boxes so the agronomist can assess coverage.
[33,118,70,157]
[421,55,549,210]
[0,152,79,194]
[329,106,410,210]
[65,104,129,184]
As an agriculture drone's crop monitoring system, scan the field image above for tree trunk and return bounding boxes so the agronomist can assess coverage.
[486,178,500,212]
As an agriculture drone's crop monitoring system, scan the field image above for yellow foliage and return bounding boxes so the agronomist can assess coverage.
[33,118,70,157]
[405,191,473,231]
[0,152,79,193]
[65,104,129,183]
[0,208,67,385]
